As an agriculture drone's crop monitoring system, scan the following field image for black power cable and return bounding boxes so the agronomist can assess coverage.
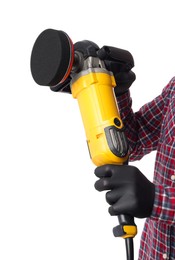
[125,238,134,260]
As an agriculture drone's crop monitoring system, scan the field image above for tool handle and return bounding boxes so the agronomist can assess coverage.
[118,214,135,227]
[113,214,137,238]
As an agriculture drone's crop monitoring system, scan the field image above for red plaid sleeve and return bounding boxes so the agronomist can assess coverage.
[151,185,175,225]
[116,89,166,161]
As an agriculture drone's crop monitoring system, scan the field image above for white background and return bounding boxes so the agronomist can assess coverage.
[1,0,175,259]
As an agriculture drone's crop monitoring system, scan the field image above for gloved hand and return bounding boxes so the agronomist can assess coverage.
[114,70,136,96]
[94,164,155,218]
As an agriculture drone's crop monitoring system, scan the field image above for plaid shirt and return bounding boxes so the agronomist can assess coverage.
[117,77,175,260]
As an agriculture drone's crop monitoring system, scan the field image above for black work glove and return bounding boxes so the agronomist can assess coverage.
[94,164,155,218]
[113,70,136,96]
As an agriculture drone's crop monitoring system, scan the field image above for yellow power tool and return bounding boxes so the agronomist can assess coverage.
[30,29,137,260]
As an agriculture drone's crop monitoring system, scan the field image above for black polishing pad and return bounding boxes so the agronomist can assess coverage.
[30,29,74,87]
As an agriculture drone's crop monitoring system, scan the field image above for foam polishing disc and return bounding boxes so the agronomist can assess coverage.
[30,29,74,87]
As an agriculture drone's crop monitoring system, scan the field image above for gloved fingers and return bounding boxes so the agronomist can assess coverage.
[94,177,114,192]
[108,205,119,216]
[115,71,135,85]
[94,165,113,178]
[108,195,133,216]
[114,71,136,96]
[109,202,126,216]
[106,189,121,205]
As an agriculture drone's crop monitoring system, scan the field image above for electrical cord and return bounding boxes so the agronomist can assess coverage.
[125,238,134,260]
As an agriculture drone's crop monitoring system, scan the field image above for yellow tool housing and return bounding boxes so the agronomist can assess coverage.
[71,69,128,166]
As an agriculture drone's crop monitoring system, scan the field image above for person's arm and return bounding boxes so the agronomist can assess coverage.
[116,88,167,161]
